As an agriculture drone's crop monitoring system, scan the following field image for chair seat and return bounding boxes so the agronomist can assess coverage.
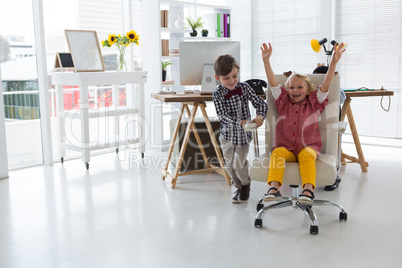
[250,153,337,186]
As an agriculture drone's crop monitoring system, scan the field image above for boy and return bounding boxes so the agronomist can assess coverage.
[212,54,267,203]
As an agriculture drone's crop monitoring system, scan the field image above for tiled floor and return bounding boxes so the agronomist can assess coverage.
[1,142,402,267]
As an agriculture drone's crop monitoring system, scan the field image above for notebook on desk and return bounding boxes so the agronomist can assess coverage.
[342,88,376,92]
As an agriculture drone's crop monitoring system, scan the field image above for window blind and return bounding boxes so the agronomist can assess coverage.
[335,0,402,139]
[78,0,143,61]
[230,0,321,80]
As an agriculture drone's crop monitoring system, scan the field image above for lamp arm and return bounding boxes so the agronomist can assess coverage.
[327,55,331,67]
[323,45,334,56]
[322,45,332,56]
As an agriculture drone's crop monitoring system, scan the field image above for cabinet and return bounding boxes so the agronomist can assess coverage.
[142,0,231,149]
[52,71,147,169]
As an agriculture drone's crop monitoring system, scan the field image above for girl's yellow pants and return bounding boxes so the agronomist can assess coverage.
[267,147,317,189]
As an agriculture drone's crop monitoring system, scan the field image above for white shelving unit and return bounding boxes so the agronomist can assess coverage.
[142,0,231,150]
[52,71,147,169]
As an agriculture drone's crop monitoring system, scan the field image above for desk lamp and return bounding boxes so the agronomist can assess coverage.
[311,38,342,66]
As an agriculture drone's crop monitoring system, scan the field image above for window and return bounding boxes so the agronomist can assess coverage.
[230,0,401,142]
[0,0,44,168]
[0,0,143,169]
[335,0,402,139]
[231,0,321,80]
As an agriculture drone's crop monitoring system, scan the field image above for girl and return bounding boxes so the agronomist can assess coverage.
[260,42,346,205]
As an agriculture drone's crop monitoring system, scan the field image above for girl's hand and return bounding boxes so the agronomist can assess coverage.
[332,42,346,63]
[260,43,273,62]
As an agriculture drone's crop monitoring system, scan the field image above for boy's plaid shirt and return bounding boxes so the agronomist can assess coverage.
[213,82,267,145]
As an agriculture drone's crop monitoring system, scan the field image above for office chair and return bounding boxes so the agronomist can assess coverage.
[244,79,268,157]
[249,74,347,235]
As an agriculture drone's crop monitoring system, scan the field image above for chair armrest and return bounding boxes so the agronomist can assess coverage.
[332,121,348,134]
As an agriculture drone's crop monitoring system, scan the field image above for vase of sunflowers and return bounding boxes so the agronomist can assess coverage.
[101,30,140,71]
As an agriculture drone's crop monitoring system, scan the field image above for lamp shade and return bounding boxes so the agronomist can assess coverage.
[311,39,321,52]
[311,39,322,52]
[311,38,328,53]
[332,40,347,50]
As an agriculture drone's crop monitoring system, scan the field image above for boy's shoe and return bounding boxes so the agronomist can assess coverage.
[263,187,282,202]
[232,183,250,203]
[232,189,242,204]
[299,189,315,205]
[239,183,250,202]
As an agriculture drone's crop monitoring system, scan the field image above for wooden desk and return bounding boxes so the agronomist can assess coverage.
[341,89,394,172]
[151,93,231,188]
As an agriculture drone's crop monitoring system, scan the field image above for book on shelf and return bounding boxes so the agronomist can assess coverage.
[218,13,230,37]
[217,13,221,37]
[169,49,179,57]
[204,13,230,38]
[161,39,169,56]
[161,10,168,28]
[224,14,230,37]
[220,13,225,37]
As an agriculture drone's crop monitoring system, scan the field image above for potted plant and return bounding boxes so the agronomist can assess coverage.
[161,60,172,81]
[186,16,203,37]
[201,29,209,37]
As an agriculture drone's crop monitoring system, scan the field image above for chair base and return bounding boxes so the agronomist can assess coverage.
[254,186,347,235]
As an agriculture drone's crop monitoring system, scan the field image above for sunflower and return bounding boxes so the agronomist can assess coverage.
[107,34,117,45]
[126,30,137,42]
[101,30,140,71]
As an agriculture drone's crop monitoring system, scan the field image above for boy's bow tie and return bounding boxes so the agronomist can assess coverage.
[225,86,242,100]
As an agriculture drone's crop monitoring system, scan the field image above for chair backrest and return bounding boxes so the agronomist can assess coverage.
[265,74,340,157]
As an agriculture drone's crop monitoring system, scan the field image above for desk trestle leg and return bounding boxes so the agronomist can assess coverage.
[161,104,186,182]
[340,98,369,172]
[162,102,231,188]
[199,102,231,186]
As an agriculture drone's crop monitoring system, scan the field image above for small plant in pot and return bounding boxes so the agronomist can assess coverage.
[161,60,172,81]
[201,29,209,37]
[186,16,203,37]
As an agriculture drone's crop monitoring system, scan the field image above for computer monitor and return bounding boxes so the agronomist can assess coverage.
[179,41,240,94]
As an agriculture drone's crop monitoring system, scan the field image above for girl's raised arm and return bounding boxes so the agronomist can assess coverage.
[261,43,279,87]
[320,42,346,92]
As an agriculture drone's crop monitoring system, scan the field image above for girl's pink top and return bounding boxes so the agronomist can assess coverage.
[274,87,328,157]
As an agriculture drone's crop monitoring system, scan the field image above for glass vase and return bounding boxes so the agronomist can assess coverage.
[117,45,127,72]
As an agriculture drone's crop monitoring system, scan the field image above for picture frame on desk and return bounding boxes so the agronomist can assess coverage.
[53,52,75,72]
[64,29,105,72]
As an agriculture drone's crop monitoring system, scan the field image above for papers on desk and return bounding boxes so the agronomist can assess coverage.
[158,91,176,94]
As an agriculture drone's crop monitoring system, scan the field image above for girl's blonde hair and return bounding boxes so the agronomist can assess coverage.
[285,73,316,94]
